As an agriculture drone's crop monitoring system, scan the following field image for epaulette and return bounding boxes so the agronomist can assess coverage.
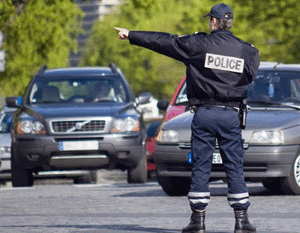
[178,34,189,38]
[244,41,256,48]
[193,31,207,35]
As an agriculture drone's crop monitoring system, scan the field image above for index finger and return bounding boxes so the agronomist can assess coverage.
[114,27,122,31]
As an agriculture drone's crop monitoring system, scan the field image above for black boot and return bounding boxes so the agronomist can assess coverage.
[234,209,257,233]
[182,209,205,233]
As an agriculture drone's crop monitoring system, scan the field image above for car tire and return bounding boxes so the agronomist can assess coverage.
[281,154,300,195]
[90,170,98,183]
[127,154,147,184]
[11,150,34,187]
[73,170,98,184]
[262,178,284,194]
[158,176,190,196]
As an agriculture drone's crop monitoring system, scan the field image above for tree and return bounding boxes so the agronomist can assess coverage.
[82,0,300,100]
[4,0,300,99]
[176,0,300,63]
[232,0,300,63]
[81,0,187,100]
[0,0,84,97]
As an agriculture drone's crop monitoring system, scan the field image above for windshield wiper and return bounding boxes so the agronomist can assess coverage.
[281,103,300,110]
[247,100,282,106]
[247,100,300,110]
[174,100,188,106]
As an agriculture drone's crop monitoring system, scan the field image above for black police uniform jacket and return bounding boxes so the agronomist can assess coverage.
[128,30,260,106]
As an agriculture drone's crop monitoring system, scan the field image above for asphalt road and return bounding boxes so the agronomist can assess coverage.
[0,170,299,233]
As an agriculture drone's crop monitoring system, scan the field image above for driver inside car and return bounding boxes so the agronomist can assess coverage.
[93,82,113,102]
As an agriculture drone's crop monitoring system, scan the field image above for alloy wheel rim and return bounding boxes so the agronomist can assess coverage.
[294,155,300,187]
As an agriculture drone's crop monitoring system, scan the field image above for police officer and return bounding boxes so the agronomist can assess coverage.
[115,3,260,233]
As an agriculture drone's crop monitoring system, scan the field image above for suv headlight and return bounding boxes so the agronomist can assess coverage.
[111,117,140,133]
[250,130,284,144]
[156,129,179,143]
[17,120,45,135]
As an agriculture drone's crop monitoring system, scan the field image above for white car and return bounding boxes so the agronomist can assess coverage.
[0,107,14,183]
[0,107,97,184]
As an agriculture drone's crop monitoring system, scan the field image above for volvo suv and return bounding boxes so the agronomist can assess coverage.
[6,64,150,187]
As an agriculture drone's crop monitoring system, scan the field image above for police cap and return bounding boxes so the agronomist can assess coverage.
[204,3,233,20]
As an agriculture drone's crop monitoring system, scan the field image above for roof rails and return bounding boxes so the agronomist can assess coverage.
[273,62,283,69]
[259,61,279,68]
[259,62,284,70]
[109,63,118,74]
[36,65,48,76]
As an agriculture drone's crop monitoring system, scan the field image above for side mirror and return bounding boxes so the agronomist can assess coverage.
[5,97,20,108]
[136,92,152,105]
[157,99,169,111]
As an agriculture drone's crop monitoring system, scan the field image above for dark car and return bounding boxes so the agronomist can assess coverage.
[154,63,300,196]
[6,64,151,187]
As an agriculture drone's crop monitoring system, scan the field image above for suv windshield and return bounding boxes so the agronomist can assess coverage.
[248,71,300,104]
[28,77,129,104]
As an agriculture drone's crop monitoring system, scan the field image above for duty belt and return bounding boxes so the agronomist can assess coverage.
[194,100,240,108]
[189,100,241,113]
[189,100,248,129]
[190,105,239,113]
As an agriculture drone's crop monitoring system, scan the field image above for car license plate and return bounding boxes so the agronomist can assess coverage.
[59,141,98,151]
[212,153,222,164]
[188,152,223,164]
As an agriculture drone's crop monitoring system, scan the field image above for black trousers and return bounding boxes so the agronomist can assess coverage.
[188,106,250,211]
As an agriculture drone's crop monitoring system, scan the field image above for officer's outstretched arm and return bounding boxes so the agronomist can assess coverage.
[114,27,191,63]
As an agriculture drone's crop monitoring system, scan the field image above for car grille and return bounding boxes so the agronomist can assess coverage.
[51,120,106,134]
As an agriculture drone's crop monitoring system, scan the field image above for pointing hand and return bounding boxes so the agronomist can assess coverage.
[114,27,129,40]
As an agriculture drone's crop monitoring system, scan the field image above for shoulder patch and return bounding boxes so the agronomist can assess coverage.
[244,41,256,48]
[193,31,207,35]
[178,34,189,38]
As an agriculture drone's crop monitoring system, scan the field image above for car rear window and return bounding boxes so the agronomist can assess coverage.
[174,71,300,106]
[248,71,300,104]
[174,82,188,105]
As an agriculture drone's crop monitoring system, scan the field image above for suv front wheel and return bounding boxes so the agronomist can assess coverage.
[11,149,34,187]
[74,170,98,184]
[127,154,147,184]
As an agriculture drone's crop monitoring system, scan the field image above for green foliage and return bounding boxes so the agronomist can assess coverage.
[81,0,188,99]
[131,0,158,10]
[0,0,84,97]
[176,0,300,63]
[82,0,300,100]
[233,0,300,63]
[3,0,300,100]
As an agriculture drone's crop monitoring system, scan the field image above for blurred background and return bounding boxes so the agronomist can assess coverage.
[1,0,300,103]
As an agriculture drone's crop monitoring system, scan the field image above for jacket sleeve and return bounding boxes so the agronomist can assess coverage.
[244,45,260,84]
[128,31,194,63]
